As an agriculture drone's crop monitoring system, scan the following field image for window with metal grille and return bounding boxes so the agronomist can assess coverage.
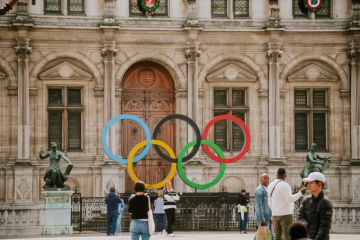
[211,0,249,18]
[44,0,61,15]
[211,0,227,18]
[233,0,249,18]
[316,0,331,18]
[48,87,83,151]
[214,88,247,151]
[68,0,85,15]
[129,0,168,17]
[294,89,328,151]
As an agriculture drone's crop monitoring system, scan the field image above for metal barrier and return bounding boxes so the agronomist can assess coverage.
[71,191,272,232]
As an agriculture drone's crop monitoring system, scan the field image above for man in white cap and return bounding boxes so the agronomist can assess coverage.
[298,172,333,240]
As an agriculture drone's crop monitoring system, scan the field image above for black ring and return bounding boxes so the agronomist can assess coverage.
[152,114,201,163]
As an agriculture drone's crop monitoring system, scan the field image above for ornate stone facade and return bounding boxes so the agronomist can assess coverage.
[0,0,360,235]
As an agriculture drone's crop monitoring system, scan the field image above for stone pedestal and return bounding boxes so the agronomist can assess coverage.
[42,190,73,235]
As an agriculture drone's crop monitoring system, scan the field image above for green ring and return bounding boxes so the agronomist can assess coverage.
[177,140,226,189]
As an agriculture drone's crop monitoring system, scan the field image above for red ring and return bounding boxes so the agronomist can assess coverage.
[202,114,250,163]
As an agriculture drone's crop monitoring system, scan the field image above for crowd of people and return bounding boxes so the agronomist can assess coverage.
[105,168,333,240]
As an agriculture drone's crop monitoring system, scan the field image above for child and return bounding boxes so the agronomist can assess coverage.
[154,190,166,234]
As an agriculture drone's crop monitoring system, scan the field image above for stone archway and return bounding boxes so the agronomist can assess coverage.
[121,61,175,192]
[221,176,245,193]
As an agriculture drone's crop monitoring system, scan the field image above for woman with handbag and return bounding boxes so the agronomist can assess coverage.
[128,181,154,240]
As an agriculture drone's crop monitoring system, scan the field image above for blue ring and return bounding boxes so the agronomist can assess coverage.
[101,114,152,165]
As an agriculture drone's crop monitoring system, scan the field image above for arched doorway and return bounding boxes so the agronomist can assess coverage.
[122,61,175,192]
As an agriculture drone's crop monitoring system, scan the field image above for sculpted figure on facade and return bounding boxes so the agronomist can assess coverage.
[40,142,73,190]
[301,143,331,178]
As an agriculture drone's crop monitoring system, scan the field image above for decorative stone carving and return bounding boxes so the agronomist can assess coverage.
[39,61,93,81]
[350,0,360,28]
[15,176,31,201]
[185,47,201,64]
[101,47,118,62]
[267,47,282,64]
[287,63,339,82]
[206,62,257,82]
[14,39,32,60]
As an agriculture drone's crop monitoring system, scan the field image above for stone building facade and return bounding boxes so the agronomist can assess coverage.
[0,0,360,234]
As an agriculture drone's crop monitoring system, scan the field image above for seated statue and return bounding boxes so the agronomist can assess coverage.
[40,142,73,190]
[301,143,331,178]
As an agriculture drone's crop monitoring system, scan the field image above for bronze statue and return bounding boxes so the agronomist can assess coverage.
[301,143,331,178]
[40,142,73,190]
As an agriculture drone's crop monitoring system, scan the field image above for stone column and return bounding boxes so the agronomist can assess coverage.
[349,43,360,163]
[103,0,117,24]
[16,0,28,16]
[102,41,118,160]
[185,45,201,143]
[15,38,31,162]
[267,43,282,161]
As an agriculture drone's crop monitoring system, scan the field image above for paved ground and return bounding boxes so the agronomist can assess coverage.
[3,232,360,240]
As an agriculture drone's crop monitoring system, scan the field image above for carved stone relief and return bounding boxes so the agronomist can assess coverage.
[206,61,257,82]
[15,176,31,201]
[287,62,339,82]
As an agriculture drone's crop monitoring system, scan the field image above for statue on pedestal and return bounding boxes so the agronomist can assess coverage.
[301,143,331,178]
[40,142,73,190]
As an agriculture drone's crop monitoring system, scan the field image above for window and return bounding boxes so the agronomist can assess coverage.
[211,0,249,18]
[129,0,168,17]
[294,89,329,151]
[68,0,85,15]
[47,87,83,151]
[293,0,331,19]
[213,89,247,151]
[44,0,85,15]
[44,0,61,15]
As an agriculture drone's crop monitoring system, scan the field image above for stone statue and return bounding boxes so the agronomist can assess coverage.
[40,142,73,190]
[301,143,331,178]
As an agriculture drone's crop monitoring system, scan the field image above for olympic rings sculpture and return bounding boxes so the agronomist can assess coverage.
[102,114,250,189]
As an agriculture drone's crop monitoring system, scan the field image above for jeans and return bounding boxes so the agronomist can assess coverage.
[106,212,118,236]
[130,219,150,240]
[273,214,293,240]
[239,213,248,232]
[115,212,123,234]
[165,208,175,234]
[154,213,166,232]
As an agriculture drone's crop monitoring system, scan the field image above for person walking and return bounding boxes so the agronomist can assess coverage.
[128,181,151,240]
[298,172,333,240]
[115,193,125,235]
[267,168,306,240]
[163,181,179,237]
[255,173,274,239]
[237,189,249,234]
[105,187,121,236]
[154,190,166,234]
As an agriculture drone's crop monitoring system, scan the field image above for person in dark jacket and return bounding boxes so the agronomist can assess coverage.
[105,187,121,236]
[237,189,249,234]
[298,172,333,240]
[128,181,151,240]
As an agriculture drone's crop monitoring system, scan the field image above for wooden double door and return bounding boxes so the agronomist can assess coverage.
[122,62,175,193]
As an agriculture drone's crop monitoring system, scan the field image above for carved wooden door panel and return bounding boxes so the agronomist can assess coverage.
[122,62,175,193]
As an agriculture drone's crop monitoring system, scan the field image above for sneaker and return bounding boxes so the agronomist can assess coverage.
[168,233,175,237]
[161,230,166,235]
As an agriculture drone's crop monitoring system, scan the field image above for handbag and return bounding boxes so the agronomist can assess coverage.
[254,226,272,240]
[147,195,155,235]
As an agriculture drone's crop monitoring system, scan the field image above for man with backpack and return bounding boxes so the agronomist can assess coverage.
[298,172,333,240]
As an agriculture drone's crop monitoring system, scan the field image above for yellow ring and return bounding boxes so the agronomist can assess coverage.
[127,139,177,189]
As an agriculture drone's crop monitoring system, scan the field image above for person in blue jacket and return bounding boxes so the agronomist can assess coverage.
[255,173,274,239]
[105,187,121,236]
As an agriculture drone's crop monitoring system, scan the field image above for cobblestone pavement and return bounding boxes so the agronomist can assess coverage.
[3,232,360,240]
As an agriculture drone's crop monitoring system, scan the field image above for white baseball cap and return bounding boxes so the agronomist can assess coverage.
[303,172,326,183]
